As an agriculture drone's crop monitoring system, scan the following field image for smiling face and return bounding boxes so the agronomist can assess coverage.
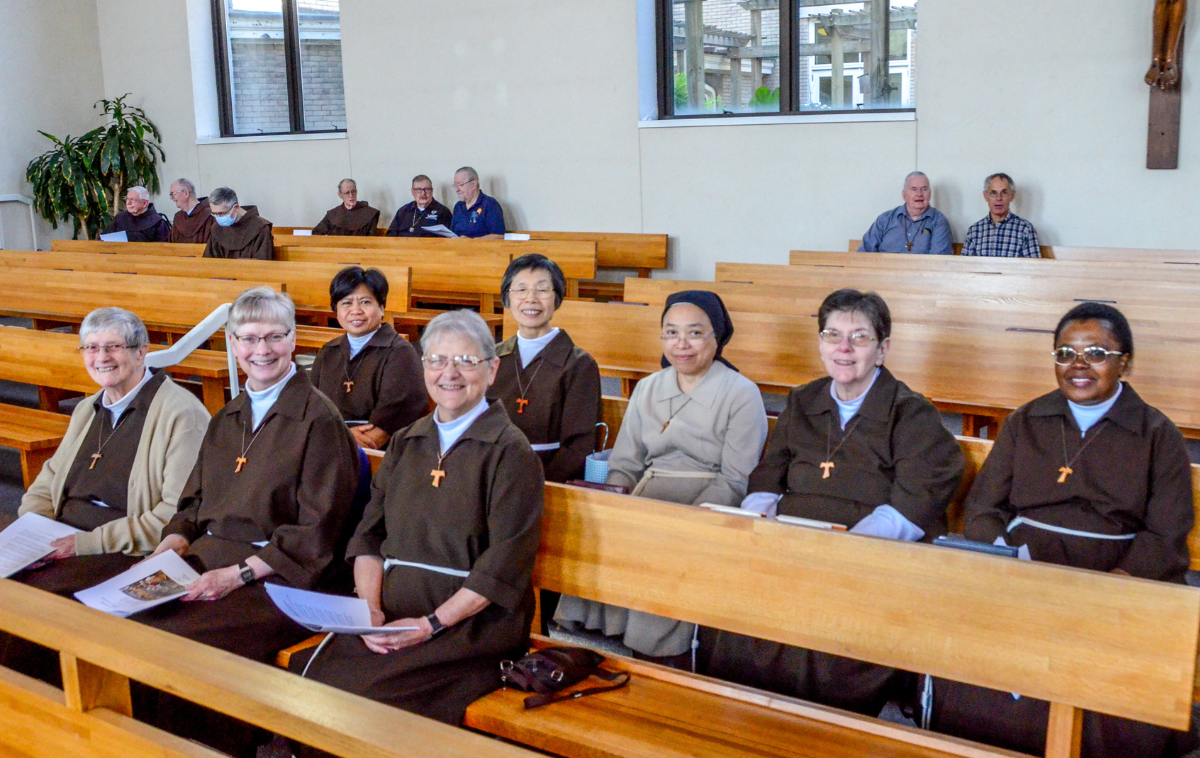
[424,331,498,422]
[661,303,718,381]
[125,191,149,216]
[335,283,385,338]
[902,175,931,218]
[1054,319,1128,405]
[818,310,889,401]
[507,268,557,337]
[232,321,296,391]
[82,330,149,400]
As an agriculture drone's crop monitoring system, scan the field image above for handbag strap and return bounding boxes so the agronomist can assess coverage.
[522,668,630,710]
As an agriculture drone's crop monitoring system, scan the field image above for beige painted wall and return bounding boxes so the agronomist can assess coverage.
[0,0,105,247]
[84,0,1200,277]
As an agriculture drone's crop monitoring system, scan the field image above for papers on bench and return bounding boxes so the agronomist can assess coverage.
[99,230,128,242]
[775,514,848,531]
[292,229,313,236]
[698,502,763,518]
[421,224,458,238]
[0,513,81,578]
[74,550,200,617]
[504,233,531,241]
[265,584,419,635]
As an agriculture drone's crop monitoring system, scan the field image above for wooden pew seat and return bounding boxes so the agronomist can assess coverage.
[0,405,70,487]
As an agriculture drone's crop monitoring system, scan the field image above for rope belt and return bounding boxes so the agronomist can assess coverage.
[530,442,561,452]
[383,559,470,577]
[1006,516,1136,541]
[630,468,717,498]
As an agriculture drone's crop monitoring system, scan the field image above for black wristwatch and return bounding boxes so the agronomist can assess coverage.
[425,612,448,639]
[237,560,256,585]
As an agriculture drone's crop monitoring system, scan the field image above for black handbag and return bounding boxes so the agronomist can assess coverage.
[499,646,630,710]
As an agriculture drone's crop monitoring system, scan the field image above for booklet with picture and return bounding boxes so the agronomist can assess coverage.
[265,583,418,635]
[74,550,201,617]
[0,513,81,578]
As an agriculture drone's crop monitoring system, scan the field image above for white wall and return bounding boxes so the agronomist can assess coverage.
[0,0,105,248]
[84,0,1200,277]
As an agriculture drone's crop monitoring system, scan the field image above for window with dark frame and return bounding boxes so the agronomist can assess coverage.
[211,0,347,137]
[656,0,916,119]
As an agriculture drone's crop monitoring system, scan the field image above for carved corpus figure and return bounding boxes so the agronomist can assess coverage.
[1147,0,1186,90]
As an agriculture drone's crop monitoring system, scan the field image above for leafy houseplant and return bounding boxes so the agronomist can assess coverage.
[26,94,165,240]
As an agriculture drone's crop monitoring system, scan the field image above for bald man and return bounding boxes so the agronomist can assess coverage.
[102,186,170,242]
[312,179,381,236]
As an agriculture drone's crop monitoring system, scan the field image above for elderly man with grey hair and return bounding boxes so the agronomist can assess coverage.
[857,171,953,255]
[312,178,381,236]
[102,185,171,242]
[168,178,216,244]
[960,173,1041,258]
[203,186,274,260]
[449,166,506,239]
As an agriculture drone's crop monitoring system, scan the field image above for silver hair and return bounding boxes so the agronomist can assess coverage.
[420,310,497,360]
[903,171,928,187]
[80,307,149,349]
[209,186,239,208]
[338,178,357,193]
[455,166,479,183]
[174,178,197,197]
[983,172,1015,192]
[127,186,150,201]
[227,287,295,334]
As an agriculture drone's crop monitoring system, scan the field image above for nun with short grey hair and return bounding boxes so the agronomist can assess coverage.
[294,309,544,728]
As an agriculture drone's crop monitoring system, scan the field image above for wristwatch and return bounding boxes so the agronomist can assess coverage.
[237,560,256,585]
[425,612,448,639]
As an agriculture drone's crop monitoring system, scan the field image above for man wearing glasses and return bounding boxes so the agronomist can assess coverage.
[168,178,216,244]
[202,186,274,260]
[449,166,505,239]
[102,186,171,243]
[312,179,381,236]
[386,175,453,237]
[960,173,1042,258]
[857,172,953,255]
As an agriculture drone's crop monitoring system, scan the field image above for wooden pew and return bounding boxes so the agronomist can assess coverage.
[514,231,668,299]
[460,482,1199,758]
[0,250,411,315]
[0,580,537,758]
[1046,245,1200,264]
[51,239,203,257]
[847,240,1052,257]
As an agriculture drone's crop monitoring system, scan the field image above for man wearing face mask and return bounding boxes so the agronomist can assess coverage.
[102,186,171,242]
[203,186,274,260]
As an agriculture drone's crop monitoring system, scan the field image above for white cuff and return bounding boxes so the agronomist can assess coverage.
[849,505,925,541]
[740,492,783,519]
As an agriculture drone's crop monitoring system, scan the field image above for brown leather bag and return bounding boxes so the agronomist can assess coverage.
[499,646,630,710]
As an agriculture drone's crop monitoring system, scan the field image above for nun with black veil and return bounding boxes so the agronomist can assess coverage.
[554,290,768,667]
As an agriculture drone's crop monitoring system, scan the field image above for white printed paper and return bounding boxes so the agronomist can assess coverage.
[0,513,81,578]
[265,583,419,635]
[74,550,200,617]
[420,224,458,238]
[698,502,764,519]
[293,229,313,236]
[775,514,848,531]
[503,233,531,241]
[100,231,128,242]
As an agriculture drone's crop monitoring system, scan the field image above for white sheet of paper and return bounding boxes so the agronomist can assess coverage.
[265,583,419,635]
[0,513,81,578]
[775,514,848,531]
[504,233,531,241]
[74,550,201,617]
[420,224,458,238]
[698,502,763,518]
[293,229,313,236]
[100,230,128,242]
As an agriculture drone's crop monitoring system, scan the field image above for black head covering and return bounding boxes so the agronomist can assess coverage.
[660,290,738,372]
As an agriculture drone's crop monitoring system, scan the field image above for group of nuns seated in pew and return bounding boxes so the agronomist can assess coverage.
[0,252,1192,758]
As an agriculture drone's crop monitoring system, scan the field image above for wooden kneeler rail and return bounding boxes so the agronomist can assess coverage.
[0,580,537,758]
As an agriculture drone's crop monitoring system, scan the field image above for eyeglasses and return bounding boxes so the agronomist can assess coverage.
[453,179,477,189]
[660,329,714,345]
[422,354,490,371]
[231,331,292,347]
[510,285,555,299]
[412,186,434,194]
[79,343,136,355]
[819,329,877,348]
[1051,346,1126,366]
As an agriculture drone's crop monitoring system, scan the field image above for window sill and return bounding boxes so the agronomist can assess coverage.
[638,112,915,128]
[195,132,348,145]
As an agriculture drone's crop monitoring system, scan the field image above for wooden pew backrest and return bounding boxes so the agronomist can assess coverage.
[279,246,506,298]
[513,231,667,271]
[51,239,204,257]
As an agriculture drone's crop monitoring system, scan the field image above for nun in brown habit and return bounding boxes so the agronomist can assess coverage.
[291,310,542,739]
[311,179,381,236]
[930,303,1195,758]
[554,291,768,666]
[697,289,964,717]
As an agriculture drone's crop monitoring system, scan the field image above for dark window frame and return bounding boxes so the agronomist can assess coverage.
[654,0,915,120]
[211,0,347,137]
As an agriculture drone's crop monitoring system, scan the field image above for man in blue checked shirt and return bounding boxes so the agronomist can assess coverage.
[857,172,953,255]
[960,173,1042,258]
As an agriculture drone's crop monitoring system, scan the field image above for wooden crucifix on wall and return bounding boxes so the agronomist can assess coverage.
[1147,0,1186,169]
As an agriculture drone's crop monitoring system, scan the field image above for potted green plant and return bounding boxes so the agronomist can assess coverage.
[26,94,166,240]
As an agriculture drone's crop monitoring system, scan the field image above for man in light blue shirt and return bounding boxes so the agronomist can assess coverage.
[857,172,953,255]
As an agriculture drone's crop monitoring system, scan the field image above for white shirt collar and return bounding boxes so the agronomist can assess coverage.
[101,367,154,427]
[245,362,297,430]
[517,328,560,368]
[1067,382,1123,436]
[433,397,490,453]
[830,368,881,429]
[347,328,379,360]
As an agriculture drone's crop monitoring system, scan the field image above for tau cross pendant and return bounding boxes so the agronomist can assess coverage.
[89,452,102,470]
[906,242,913,251]
[430,468,446,487]
[819,461,835,479]
[235,456,248,473]
[1057,466,1073,484]
[343,381,354,394]
[515,398,529,415]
